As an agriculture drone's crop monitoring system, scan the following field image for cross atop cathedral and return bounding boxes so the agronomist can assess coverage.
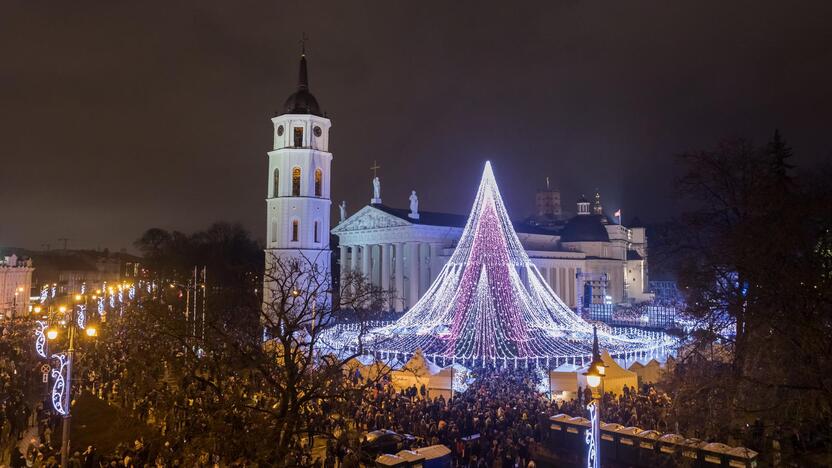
[370,160,381,177]
[300,32,309,55]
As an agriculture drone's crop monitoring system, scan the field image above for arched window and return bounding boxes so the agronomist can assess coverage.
[292,220,299,242]
[314,221,320,243]
[272,168,279,197]
[292,167,301,196]
[314,168,322,197]
[271,221,277,242]
[293,127,303,147]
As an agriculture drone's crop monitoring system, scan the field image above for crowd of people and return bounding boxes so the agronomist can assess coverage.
[2,311,683,467]
[557,383,673,432]
[0,317,191,467]
[348,369,548,468]
[334,368,674,468]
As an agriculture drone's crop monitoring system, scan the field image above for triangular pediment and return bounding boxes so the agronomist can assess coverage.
[332,205,411,234]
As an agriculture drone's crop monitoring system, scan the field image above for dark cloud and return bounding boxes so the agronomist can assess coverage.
[2,1,830,250]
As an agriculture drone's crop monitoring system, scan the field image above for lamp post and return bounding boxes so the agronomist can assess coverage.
[46,297,98,468]
[292,288,317,335]
[583,326,606,468]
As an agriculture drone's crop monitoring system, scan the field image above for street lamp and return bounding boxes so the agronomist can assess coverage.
[583,326,606,468]
[45,302,99,468]
[291,288,317,334]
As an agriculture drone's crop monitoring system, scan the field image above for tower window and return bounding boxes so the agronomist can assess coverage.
[292,167,301,196]
[271,221,277,242]
[272,168,279,197]
[314,168,322,197]
[314,221,320,243]
[292,220,299,241]
[294,127,303,147]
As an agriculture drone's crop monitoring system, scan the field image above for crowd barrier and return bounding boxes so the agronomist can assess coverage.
[548,414,758,467]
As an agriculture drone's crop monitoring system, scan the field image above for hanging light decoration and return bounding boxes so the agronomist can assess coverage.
[34,320,47,358]
[51,353,68,415]
[322,162,674,367]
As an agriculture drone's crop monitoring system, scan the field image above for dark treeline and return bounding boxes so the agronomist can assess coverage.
[134,222,263,290]
[133,221,264,332]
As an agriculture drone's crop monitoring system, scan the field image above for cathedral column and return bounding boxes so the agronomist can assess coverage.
[349,246,359,275]
[381,243,391,310]
[408,242,420,309]
[361,244,371,282]
[339,245,348,291]
[371,245,380,286]
[394,243,404,312]
[419,243,430,296]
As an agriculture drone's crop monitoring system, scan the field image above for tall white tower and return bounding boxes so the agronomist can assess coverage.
[265,53,332,286]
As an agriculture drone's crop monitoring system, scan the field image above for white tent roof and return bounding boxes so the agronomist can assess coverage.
[403,349,443,376]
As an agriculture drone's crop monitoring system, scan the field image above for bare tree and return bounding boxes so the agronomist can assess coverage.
[244,252,396,463]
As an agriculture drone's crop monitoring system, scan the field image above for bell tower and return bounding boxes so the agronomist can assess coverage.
[265,52,332,284]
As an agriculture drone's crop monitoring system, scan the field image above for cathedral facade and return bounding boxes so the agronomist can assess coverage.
[333,189,652,311]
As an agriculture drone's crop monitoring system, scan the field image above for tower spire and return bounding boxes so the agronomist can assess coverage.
[297,54,309,91]
[297,32,310,90]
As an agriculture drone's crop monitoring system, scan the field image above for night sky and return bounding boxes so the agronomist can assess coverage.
[2,1,831,252]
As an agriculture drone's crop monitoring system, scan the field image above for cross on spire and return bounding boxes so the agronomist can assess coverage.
[370,160,381,177]
[299,32,309,55]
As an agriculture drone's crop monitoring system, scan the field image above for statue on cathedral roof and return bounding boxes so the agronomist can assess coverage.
[408,190,420,219]
[371,176,382,204]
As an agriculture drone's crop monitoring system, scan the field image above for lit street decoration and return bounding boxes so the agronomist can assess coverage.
[450,364,473,393]
[77,305,86,329]
[586,401,599,468]
[322,162,674,366]
[51,353,68,415]
[40,285,48,304]
[34,320,47,358]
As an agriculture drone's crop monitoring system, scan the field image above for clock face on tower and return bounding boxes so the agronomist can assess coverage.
[313,126,322,137]
[277,125,284,137]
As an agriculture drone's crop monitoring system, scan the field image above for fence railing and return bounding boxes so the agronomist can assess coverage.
[585,304,678,330]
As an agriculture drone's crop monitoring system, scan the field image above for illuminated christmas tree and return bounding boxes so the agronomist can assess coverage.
[330,162,672,367]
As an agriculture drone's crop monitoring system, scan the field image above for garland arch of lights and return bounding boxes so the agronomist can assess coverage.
[322,162,675,368]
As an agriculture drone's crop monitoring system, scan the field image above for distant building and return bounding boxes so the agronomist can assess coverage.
[0,254,34,318]
[1,248,140,304]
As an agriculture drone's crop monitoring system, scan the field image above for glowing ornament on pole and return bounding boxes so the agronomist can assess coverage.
[585,401,599,468]
[34,321,47,358]
[77,305,86,330]
[51,353,68,415]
